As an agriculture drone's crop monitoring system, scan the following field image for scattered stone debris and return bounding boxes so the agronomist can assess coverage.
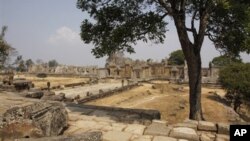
[0,101,68,139]
[41,92,66,101]
[17,131,102,141]
[24,89,44,99]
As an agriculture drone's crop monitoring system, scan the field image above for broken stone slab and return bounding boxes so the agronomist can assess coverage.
[169,127,199,141]
[144,123,172,136]
[17,131,102,141]
[153,136,177,141]
[41,93,66,101]
[24,90,44,99]
[198,121,217,132]
[0,101,68,139]
[217,123,229,135]
[43,91,56,96]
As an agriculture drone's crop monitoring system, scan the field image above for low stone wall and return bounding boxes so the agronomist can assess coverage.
[77,83,140,103]
[66,103,160,124]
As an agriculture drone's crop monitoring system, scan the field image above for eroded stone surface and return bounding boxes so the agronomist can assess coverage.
[1,101,68,139]
[174,123,197,130]
[169,127,199,141]
[144,123,171,136]
[215,134,229,141]
[217,123,229,135]
[153,136,177,141]
[124,124,146,135]
[103,130,133,141]
[130,134,153,141]
[18,131,102,141]
[198,121,217,132]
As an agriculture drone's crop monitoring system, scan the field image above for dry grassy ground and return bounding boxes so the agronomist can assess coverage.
[87,81,238,124]
[15,75,89,88]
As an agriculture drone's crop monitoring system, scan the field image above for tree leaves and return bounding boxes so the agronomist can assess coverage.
[77,0,167,58]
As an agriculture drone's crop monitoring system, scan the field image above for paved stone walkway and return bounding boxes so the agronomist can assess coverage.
[65,107,230,141]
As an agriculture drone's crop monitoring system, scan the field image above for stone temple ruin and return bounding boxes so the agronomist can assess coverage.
[27,57,220,83]
[0,55,231,141]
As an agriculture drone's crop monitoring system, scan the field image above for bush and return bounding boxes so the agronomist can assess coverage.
[219,63,250,111]
[36,73,47,78]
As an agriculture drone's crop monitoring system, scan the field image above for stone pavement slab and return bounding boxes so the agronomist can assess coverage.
[215,134,229,141]
[103,130,133,141]
[153,136,177,141]
[169,127,199,141]
[198,121,217,132]
[144,123,172,136]
[124,124,146,135]
[130,134,153,141]
[174,123,197,130]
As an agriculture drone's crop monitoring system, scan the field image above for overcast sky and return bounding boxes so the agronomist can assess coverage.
[1,0,249,67]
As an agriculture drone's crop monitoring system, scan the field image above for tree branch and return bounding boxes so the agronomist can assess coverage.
[157,0,173,15]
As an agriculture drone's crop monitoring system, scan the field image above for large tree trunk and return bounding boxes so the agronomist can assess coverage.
[173,16,204,120]
[186,50,203,120]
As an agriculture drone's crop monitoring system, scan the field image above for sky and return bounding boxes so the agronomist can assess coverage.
[0,0,249,67]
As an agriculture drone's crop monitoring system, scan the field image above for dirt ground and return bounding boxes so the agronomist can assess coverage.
[87,81,239,124]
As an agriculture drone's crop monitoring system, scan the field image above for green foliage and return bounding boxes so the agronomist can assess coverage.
[48,59,59,68]
[25,59,34,69]
[0,26,14,68]
[77,0,250,58]
[207,0,250,57]
[168,50,185,65]
[14,55,26,72]
[219,63,250,110]
[211,55,242,67]
[77,0,167,58]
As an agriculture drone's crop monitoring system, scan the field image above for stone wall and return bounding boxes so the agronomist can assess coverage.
[77,83,140,103]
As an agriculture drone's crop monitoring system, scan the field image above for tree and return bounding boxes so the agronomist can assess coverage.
[48,59,59,68]
[14,55,26,72]
[168,50,185,65]
[219,63,250,112]
[25,59,34,70]
[0,26,15,69]
[36,59,44,65]
[77,0,250,120]
[211,55,241,67]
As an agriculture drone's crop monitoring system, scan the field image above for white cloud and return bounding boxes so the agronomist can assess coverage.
[48,26,81,45]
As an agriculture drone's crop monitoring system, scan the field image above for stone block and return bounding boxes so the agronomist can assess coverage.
[183,119,198,125]
[130,135,153,141]
[200,133,216,141]
[144,123,171,136]
[174,123,197,130]
[169,127,199,141]
[217,123,229,135]
[152,119,168,125]
[103,130,133,141]
[215,134,229,141]
[153,136,177,141]
[124,124,146,135]
[1,101,68,139]
[198,121,217,132]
